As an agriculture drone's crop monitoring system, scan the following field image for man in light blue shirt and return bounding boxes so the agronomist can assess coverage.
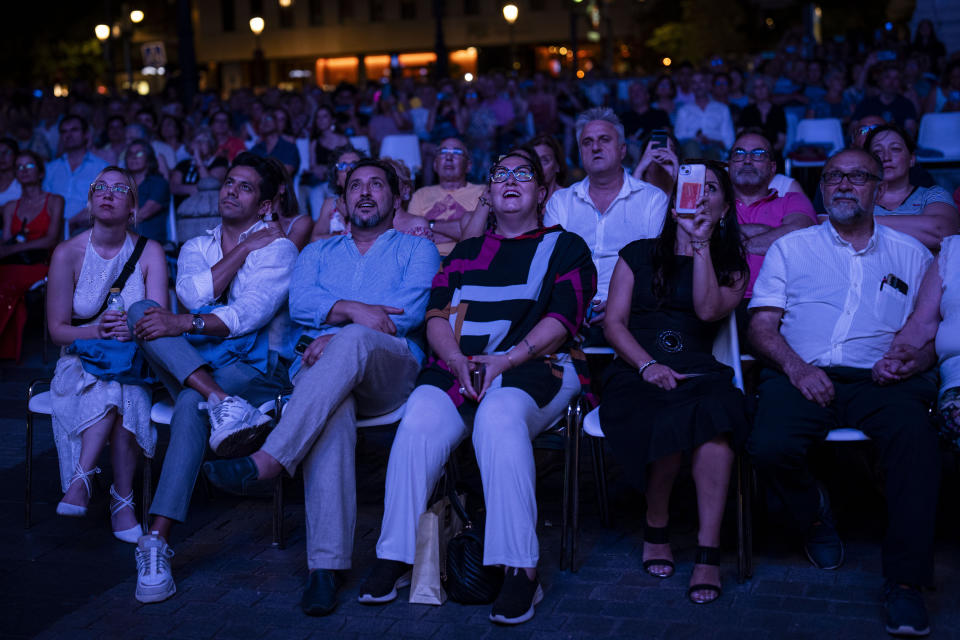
[42,115,107,228]
[204,159,440,617]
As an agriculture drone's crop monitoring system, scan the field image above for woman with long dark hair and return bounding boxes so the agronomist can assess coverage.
[600,160,749,604]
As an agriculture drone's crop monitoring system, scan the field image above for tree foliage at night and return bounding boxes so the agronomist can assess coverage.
[646,0,748,62]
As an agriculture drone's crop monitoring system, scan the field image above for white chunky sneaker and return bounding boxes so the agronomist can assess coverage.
[135,532,176,604]
[203,394,272,457]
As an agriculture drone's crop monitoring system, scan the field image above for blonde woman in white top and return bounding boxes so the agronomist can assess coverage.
[46,166,168,542]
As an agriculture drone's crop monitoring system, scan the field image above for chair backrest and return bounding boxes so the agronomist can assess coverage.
[794,118,845,154]
[295,137,311,176]
[166,198,178,245]
[379,134,422,176]
[917,113,960,159]
[784,109,800,153]
[712,313,745,392]
[349,135,371,156]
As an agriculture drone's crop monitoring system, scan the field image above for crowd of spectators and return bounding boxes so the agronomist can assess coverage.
[3,16,960,640]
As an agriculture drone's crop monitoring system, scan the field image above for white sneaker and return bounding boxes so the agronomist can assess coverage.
[203,395,272,457]
[135,532,176,604]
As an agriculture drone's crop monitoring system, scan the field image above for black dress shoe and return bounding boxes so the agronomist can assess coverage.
[803,487,844,570]
[202,457,263,495]
[301,569,342,617]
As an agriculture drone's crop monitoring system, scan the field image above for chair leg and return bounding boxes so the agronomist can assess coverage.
[25,409,33,529]
[560,399,579,571]
[272,476,285,549]
[141,456,153,533]
[570,403,583,572]
[736,455,754,583]
[590,436,610,528]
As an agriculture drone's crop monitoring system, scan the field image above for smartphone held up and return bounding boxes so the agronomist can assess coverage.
[675,164,706,218]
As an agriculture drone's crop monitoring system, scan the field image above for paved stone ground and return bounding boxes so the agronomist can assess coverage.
[4,318,960,640]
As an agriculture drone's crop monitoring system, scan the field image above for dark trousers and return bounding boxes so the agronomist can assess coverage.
[747,366,939,586]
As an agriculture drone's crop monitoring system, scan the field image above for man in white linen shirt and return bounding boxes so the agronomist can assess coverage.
[124,152,299,605]
[674,70,735,161]
[746,148,939,638]
[544,107,667,343]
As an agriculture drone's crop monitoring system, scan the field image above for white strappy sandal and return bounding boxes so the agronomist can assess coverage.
[56,464,101,517]
[110,485,143,544]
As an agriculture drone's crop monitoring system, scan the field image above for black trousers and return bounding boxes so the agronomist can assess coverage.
[747,366,939,586]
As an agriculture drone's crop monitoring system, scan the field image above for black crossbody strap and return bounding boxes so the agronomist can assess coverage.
[71,235,149,327]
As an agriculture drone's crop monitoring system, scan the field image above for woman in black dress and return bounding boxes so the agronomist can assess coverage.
[601,160,749,604]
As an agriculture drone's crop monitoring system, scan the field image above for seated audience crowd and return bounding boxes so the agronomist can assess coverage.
[7,17,960,639]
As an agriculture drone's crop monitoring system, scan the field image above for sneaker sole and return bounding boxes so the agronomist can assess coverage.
[489,584,544,625]
[803,543,844,570]
[358,572,412,604]
[885,623,930,637]
[136,581,176,604]
[209,418,273,458]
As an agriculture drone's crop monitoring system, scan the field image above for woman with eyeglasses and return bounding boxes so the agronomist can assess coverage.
[45,166,168,542]
[124,139,171,244]
[0,151,64,360]
[363,148,595,625]
[309,145,366,241]
[601,160,749,605]
[865,123,959,250]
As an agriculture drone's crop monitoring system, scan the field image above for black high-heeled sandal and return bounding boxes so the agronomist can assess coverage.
[687,546,723,604]
[642,524,675,578]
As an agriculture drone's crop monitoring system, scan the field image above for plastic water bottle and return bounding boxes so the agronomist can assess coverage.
[106,287,125,313]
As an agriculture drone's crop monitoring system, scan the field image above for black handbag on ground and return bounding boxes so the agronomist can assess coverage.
[443,487,504,604]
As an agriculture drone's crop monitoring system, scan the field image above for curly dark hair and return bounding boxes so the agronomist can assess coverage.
[651,159,748,302]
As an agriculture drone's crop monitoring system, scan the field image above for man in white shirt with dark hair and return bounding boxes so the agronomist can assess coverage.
[544,107,667,343]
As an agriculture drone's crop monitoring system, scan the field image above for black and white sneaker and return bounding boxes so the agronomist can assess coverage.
[357,559,412,604]
[489,568,543,625]
[204,395,272,457]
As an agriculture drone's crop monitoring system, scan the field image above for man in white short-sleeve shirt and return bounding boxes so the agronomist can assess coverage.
[544,107,667,342]
[747,148,939,637]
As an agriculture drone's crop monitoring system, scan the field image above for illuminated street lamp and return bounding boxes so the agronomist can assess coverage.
[249,17,266,86]
[129,9,144,24]
[95,24,110,41]
[278,0,293,7]
[502,4,519,72]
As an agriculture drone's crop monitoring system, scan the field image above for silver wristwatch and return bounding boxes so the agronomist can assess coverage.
[191,314,205,334]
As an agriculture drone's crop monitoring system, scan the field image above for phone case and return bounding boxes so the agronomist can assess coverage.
[676,164,705,214]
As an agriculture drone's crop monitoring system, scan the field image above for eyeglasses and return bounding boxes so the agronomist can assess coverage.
[857,124,880,137]
[729,148,771,163]
[128,150,146,158]
[438,148,465,156]
[91,182,133,195]
[16,162,36,171]
[821,170,882,186]
[490,165,535,183]
[335,161,356,172]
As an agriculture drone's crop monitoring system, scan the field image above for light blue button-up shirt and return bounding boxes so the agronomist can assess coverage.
[288,229,441,377]
[43,152,109,220]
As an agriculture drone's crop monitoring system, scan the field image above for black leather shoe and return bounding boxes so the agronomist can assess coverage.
[301,569,341,617]
[202,457,263,495]
[803,487,844,570]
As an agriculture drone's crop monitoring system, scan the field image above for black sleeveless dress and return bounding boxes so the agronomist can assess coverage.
[599,239,749,490]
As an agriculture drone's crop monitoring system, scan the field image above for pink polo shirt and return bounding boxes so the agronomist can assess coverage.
[736,190,817,297]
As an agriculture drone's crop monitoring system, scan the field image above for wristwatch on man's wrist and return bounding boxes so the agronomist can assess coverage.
[190,314,205,334]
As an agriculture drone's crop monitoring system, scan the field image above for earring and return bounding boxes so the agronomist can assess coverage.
[719,217,726,230]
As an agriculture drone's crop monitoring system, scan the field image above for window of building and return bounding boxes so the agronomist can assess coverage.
[338,0,353,23]
[221,0,235,32]
[308,0,324,25]
[400,0,417,20]
[279,4,294,27]
[370,0,385,22]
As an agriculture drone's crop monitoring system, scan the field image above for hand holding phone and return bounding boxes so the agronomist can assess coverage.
[676,164,706,218]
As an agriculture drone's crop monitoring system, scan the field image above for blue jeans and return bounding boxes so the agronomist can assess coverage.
[128,299,289,522]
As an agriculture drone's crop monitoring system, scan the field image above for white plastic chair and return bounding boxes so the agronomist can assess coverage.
[786,118,844,176]
[916,113,960,163]
[166,199,178,245]
[349,135,371,156]
[295,137,311,176]
[378,134,422,177]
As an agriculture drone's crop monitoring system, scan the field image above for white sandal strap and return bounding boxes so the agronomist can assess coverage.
[69,464,101,498]
[109,485,136,516]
